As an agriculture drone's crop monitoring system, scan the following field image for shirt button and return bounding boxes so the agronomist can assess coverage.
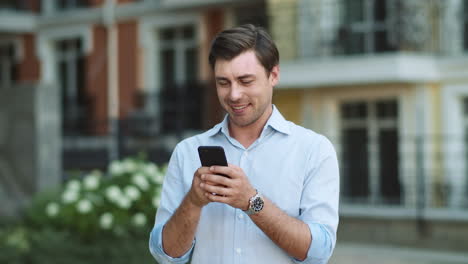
[236,248,242,254]
[238,213,244,219]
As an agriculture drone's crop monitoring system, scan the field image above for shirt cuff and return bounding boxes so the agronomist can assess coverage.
[293,222,332,264]
[149,224,195,264]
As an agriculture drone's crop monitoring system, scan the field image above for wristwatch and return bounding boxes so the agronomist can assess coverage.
[244,190,264,215]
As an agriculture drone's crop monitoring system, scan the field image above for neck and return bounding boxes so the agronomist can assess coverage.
[229,105,273,149]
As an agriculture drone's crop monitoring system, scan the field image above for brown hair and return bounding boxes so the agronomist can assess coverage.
[208,24,279,75]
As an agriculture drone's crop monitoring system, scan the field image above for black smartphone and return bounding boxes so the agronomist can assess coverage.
[198,146,228,167]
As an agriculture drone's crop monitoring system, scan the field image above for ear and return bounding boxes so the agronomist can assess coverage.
[269,65,280,87]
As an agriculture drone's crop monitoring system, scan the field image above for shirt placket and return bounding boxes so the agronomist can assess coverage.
[233,149,251,264]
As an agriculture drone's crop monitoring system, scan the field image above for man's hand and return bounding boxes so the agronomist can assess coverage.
[186,167,213,208]
[199,164,256,210]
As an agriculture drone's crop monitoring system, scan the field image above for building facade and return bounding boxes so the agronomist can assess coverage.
[269,0,468,251]
[0,0,267,171]
[2,0,468,250]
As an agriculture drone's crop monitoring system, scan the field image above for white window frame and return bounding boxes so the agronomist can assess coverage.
[464,0,468,51]
[442,83,468,209]
[464,98,468,206]
[0,38,22,88]
[317,86,418,211]
[55,38,85,120]
[37,24,92,84]
[138,12,200,119]
[340,99,399,204]
[342,0,390,54]
[158,25,198,87]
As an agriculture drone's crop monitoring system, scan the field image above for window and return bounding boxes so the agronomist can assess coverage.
[463,97,468,203]
[341,99,401,204]
[0,0,27,10]
[56,0,88,10]
[56,38,88,135]
[0,42,18,88]
[158,25,201,133]
[464,0,468,50]
[339,0,395,54]
[234,2,269,29]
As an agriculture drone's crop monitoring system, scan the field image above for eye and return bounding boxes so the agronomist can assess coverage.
[217,80,229,86]
[241,79,253,85]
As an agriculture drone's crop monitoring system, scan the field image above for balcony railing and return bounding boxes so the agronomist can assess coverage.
[0,0,29,11]
[62,82,207,172]
[271,0,466,60]
[56,0,89,11]
[334,134,468,212]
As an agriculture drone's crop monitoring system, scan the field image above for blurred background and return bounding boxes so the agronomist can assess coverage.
[1,0,468,263]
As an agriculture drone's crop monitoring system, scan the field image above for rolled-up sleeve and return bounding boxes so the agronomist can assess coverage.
[149,223,194,264]
[294,136,340,264]
[149,144,195,264]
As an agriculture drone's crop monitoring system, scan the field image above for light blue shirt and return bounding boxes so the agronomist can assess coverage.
[149,106,339,264]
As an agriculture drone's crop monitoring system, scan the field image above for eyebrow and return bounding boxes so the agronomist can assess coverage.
[215,77,229,82]
[237,74,255,80]
[215,74,255,81]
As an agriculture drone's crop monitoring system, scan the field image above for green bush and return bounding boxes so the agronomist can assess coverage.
[0,156,165,264]
[0,227,156,264]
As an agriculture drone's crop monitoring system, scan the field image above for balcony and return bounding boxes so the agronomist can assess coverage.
[272,0,468,88]
[291,0,457,58]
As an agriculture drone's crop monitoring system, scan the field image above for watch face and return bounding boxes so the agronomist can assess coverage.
[252,196,264,212]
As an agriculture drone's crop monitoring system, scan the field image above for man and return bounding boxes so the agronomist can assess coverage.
[149,24,339,264]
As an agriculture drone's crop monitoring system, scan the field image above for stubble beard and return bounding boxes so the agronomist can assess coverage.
[228,101,270,129]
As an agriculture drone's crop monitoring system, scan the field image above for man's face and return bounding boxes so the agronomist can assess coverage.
[214,50,279,129]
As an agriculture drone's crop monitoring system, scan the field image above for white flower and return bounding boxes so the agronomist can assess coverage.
[122,159,136,173]
[105,185,121,201]
[132,174,149,190]
[152,196,160,208]
[76,199,93,214]
[124,186,140,201]
[132,213,147,227]
[62,190,79,204]
[115,196,131,209]
[144,164,158,177]
[109,161,124,176]
[152,170,165,184]
[83,172,100,190]
[66,180,81,192]
[99,212,114,229]
[46,202,59,217]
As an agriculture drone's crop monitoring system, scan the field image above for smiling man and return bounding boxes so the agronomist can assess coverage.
[149,24,339,264]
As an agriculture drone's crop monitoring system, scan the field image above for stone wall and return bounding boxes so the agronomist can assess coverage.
[0,83,60,217]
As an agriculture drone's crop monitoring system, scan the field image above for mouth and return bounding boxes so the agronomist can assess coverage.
[230,104,250,114]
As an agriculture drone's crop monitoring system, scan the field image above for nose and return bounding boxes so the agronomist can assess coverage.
[228,84,242,102]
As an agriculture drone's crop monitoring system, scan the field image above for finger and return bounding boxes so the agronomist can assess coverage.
[201,182,230,196]
[209,166,237,178]
[205,192,230,203]
[196,167,211,176]
[204,180,219,186]
[202,174,231,186]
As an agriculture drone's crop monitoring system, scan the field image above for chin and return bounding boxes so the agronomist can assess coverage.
[232,116,258,128]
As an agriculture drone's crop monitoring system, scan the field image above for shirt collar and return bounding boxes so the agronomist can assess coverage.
[206,105,291,137]
[265,105,291,135]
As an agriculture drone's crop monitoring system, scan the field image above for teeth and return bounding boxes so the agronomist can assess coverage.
[232,105,247,110]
